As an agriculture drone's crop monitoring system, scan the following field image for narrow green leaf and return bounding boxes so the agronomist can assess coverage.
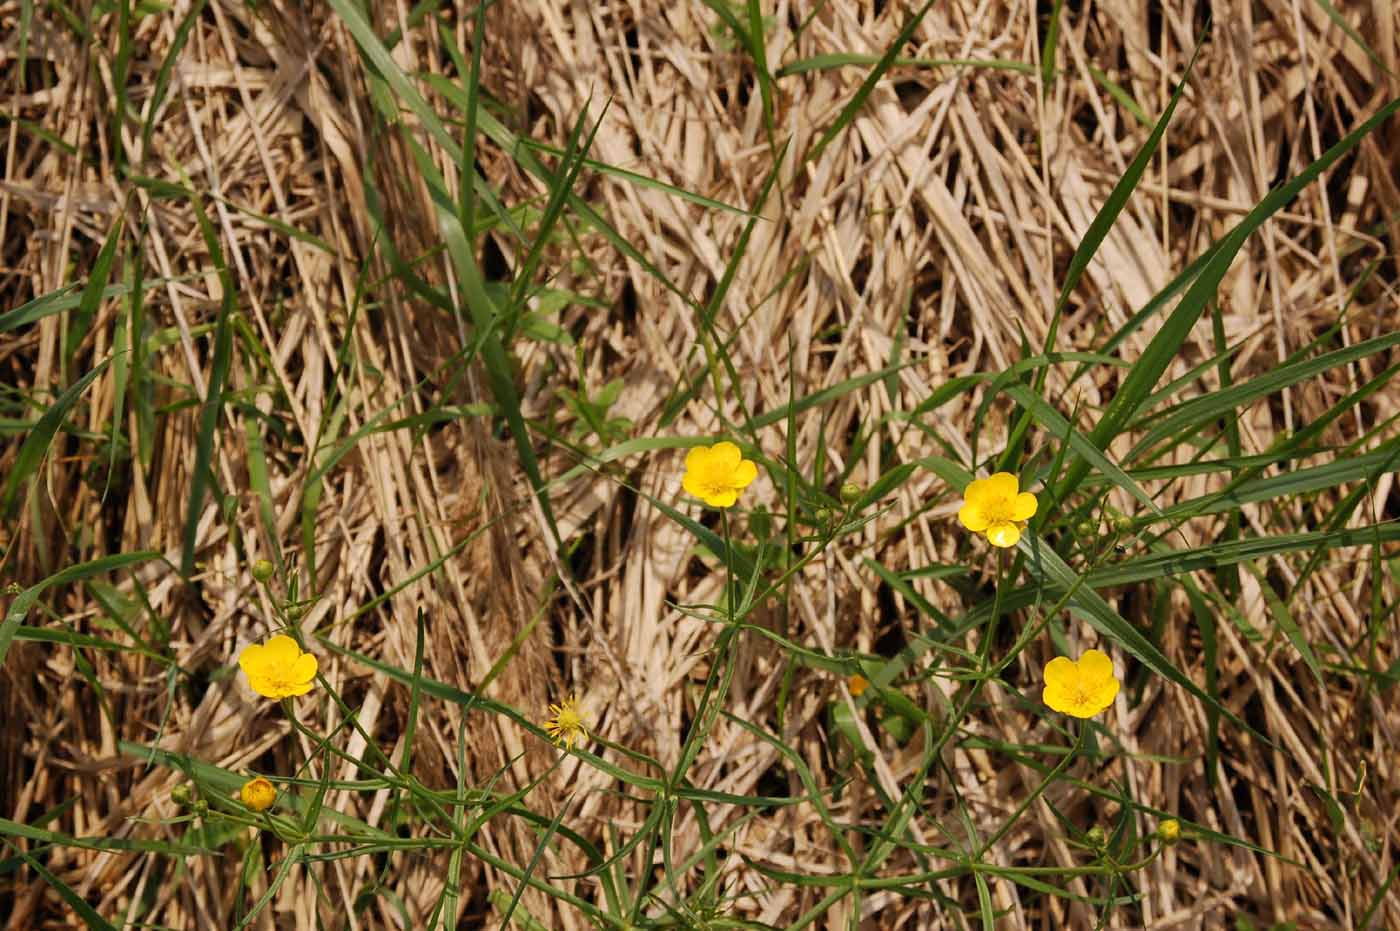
[2,358,111,517]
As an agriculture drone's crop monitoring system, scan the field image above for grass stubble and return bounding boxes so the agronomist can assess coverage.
[1,1,1400,928]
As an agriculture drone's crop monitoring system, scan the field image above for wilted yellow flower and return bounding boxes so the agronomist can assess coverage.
[238,634,318,699]
[239,776,276,812]
[682,441,758,508]
[957,472,1038,547]
[544,694,588,749]
[1042,649,1120,718]
[847,674,869,697]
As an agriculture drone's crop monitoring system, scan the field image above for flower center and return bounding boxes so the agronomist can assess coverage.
[984,494,1016,522]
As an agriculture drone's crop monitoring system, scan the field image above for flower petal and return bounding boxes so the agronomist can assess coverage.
[238,643,267,675]
[291,652,319,684]
[958,503,990,532]
[986,471,1020,500]
[1011,491,1038,521]
[730,458,758,488]
[1077,649,1114,682]
[1042,681,1075,716]
[263,634,301,664]
[705,488,739,508]
[686,445,711,473]
[985,520,1022,547]
[1090,676,1121,714]
[710,441,742,468]
[682,471,711,501]
[963,477,993,509]
[1042,656,1076,689]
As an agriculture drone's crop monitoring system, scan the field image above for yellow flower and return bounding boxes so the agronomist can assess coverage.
[847,674,869,697]
[238,634,318,699]
[1042,649,1120,718]
[957,472,1038,547]
[544,694,588,749]
[682,441,758,508]
[239,776,277,812]
[1156,818,1182,845]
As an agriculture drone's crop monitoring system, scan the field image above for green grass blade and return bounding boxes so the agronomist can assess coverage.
[179,193,236,578]
[2,358,111,518]
[1055,94,1400,506]
[0,551,158,667]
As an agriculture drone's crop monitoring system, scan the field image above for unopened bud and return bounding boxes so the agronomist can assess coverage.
[1085,825,1107,849]
[847,674,869,697]
[1156,818,1181,845]
[251,560,275,584]
[170,785,194,807]
[839,482,862,505]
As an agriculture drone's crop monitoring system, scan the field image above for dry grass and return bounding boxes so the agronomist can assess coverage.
[2,0,1400,928]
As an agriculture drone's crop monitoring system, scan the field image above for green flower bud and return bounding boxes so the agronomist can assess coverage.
[839,482,862,505]
[193,799,209,818]
[814,507,834,525]
[251,560,275,584]
[1156,818,1181,845]
[1085,825,1107,849]
[170,785,194,807]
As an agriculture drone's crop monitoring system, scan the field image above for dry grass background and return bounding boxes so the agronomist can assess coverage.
[2,0,1400,928]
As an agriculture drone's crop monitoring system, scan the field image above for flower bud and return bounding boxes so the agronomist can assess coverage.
[170,785,194,807]
[1111,514,1133,532]
[839,482,862,505]
[240,777,277,812]
[1085,825,1107,849]
[193,799,209,818]
[251,559,275,584]
[814,507,834,525]
[847,674,869,697]
[1156,818,1181,845]
[1073,520,1094,537]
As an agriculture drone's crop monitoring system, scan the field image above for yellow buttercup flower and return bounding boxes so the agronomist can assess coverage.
[239,776,277,812]
[1042,649,1120,718]
[847,674,870,697]
[238,634,318,699]
[957,471,1038,547]
[544,694,588,749]
[682,441,758,508]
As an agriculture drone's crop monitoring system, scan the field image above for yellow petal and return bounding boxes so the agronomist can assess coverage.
[1077,649,1114,682]
[704,488,739,508]
[238,643,267,675]
[985,520,1021,547]
[985,471,1020,500]
[263,634,301,665]
[730,458,758,488]
[1090,676,1121,713]
[682,470,711,501]
[684,445,712,472]
[292,652,319,684]
[958,503,990,532]
[1042,681,1076,715]
[1011,491,1038,521]
[710,441,742,468]
[1043,656,1076,689]
[963,477,993,509]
